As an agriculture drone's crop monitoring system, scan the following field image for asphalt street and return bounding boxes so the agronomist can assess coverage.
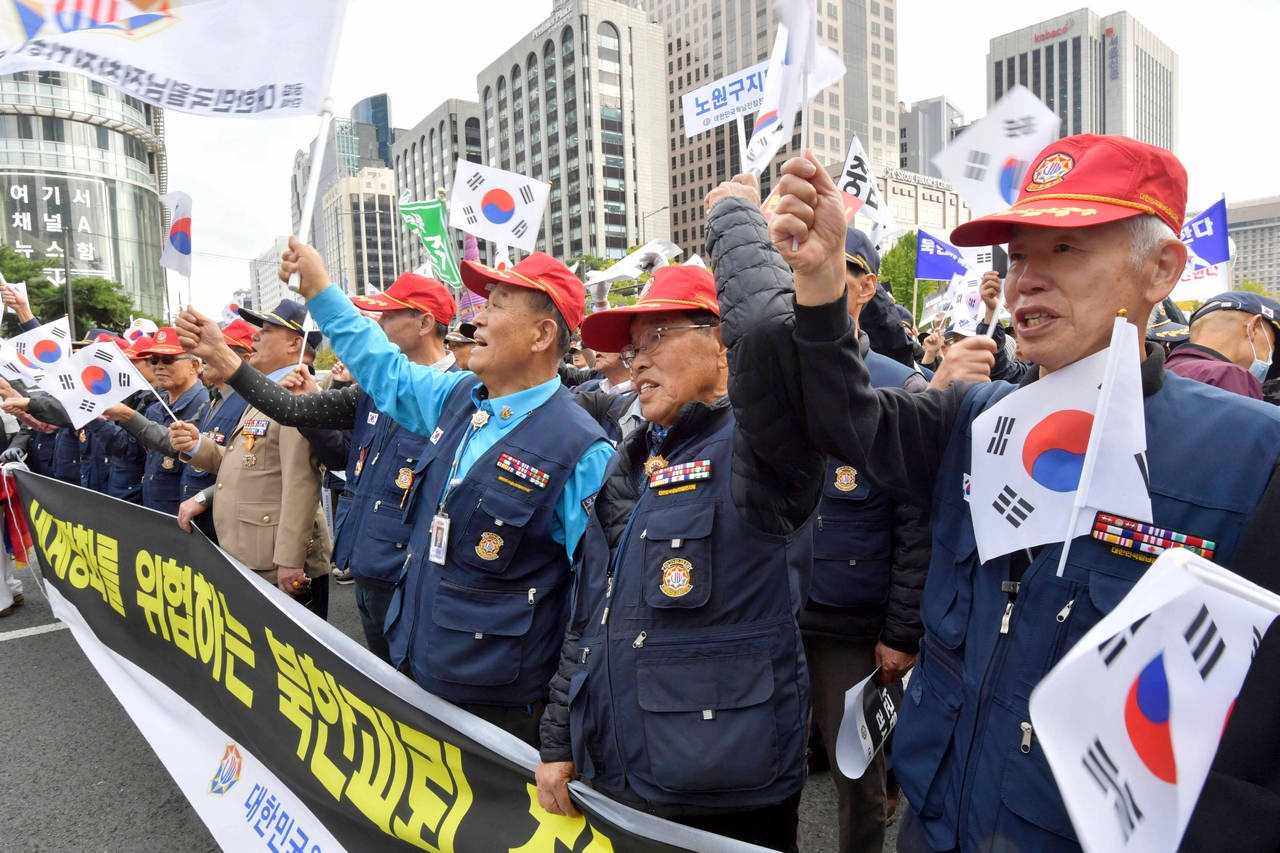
[0,566,900,852]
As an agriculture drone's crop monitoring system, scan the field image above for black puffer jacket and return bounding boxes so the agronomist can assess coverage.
[539,196,829,763]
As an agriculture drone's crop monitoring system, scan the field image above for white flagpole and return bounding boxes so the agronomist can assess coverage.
[287,99,336,294]
[736,115,748,175]
[1057,316,1129,577]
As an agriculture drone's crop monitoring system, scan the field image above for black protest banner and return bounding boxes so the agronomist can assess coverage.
[14,470,756,853]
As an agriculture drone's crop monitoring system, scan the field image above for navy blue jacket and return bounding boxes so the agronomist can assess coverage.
[141,382,209,513]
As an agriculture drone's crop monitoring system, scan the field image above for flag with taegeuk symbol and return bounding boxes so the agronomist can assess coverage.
[1030,548,1278,851]
[11,317,71,372]
[39,341,148,428]
[448,161,548,253]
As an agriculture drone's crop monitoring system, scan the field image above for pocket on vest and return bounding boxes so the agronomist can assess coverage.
[453,489,538,575]
[897,640,964,824]
[634,634,779,794]
[810,519,892,609]
[641,502,714,609]
[921,501,977,650]
[235,501,278,569]
[992,695,1079,845]
[427,581,535,686]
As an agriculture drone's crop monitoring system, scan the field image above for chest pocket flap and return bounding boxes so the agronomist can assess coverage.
[455,488,539,574]
[642,501,715,609]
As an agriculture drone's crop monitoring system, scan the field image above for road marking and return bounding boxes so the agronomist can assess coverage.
[0,622,67,643]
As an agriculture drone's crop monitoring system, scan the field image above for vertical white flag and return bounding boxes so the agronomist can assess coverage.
[448,162,549,253]
[1030,548,1278,852]
[837,134,896,236]
[932,85,1062,217]
[159,191,193,278]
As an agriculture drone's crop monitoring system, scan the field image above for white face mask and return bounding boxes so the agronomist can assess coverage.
[1248,319,1274,383]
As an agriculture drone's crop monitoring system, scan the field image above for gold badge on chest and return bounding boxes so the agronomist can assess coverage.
[643,455,668,478]
[471,409,491,429]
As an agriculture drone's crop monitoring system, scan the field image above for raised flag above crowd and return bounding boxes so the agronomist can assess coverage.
[41,340,147,428]
[837,134,896,242]
[448,160,550,253]
[1181,198,1230,269]
[0,0,347,118]
[400,198,463,287]
[159,191,193,278]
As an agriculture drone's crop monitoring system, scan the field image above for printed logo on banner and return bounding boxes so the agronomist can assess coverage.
[8,0,180,42]
[209,742,244,796]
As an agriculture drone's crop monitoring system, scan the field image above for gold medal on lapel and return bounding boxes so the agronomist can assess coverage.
[643,455,668,477]
[471,409,491,429]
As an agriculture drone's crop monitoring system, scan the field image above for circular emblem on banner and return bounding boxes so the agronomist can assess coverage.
[1024,153,1075,192]
[162,456,175,470]
[475,531,505,561]
[396,467,414,490]
[659,558,693,598]
[834,466,859,492]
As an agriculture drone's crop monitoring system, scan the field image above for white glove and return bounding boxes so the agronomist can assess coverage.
[0,447,26,464]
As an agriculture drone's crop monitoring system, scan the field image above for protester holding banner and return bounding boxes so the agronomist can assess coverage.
[281,238,612,746]
[169,301,333,618]
[536,177,826,851]
[130,329,209,513]
[177,273,458,662]
[769,136,1280,852]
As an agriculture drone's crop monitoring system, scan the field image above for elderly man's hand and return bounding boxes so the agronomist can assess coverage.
[279,365,319,394]
[1,284,33,322]
[176,495,206,533]
[168,420,201,454]
[1,397,30,414]
[705,173,761,213]
[928,336,996,388]
[279,237,331,300]
[536,761,581,818]
[769,153,848,307]
[980,272,1003,323]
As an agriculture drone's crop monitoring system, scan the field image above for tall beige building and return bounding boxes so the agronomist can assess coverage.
[641,0,898,255]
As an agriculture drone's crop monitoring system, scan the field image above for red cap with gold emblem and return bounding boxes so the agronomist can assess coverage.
[136,327,184,356]
[461,252,585,332]
[220,317,257,352]
[350,272,457,324]
[950,134,1188,247]
[580,265,718,353]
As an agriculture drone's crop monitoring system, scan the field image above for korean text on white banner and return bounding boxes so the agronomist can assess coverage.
[0,0,347,118]
[681,60,768,137]
[41,341,147,428]
[836,134,896,241]
[11,316,71,371]
[12,470,766,853]
[968,318,1151,563]
[1030,548,1278,852]
[834,668,905,781]
[1172,262,1230,303]
[159,191,193,278]
[448,162,550,253]
[932,85,1062,218]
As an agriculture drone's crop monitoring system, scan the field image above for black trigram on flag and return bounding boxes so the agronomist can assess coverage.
[1098,614,1149,667]
[1184,604,1225,679]
[993,485,1034,527]
[964,150,991,181]
[466,173,485,191]
[93,348,115,363]
[57,374,74,391]
[1082,738,1143,842]
[987,416,1015,456]
[115,371,132,388]
[461,205,478,225]
[1003,115,1038,137]
[78,399,97,413]
[518,185,535,204]
[511,220,528,240]
[50,325,68,339]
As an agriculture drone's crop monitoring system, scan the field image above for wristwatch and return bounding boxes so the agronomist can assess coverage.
[193,491,208,506]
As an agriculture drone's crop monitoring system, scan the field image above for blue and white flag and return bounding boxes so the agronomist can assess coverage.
[1181,199,1230,269]
[448,161,549,253]
[916,229,970,280]
[159,191,192,278]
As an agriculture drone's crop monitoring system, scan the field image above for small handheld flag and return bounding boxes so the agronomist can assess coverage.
[159,192,193,278]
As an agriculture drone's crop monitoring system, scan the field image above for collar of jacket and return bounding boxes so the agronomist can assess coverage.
[622,396,731,470]
[1015,340,1166,398]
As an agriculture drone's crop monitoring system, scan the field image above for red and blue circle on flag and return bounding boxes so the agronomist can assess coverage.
[1022,409,1093,492]
[480,189,516,225]
[81,365,112,395]
[31,339,62,364]
[168,217,192,256]
[1124,652,1177,784]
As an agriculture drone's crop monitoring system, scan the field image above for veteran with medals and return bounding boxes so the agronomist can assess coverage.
[536,175,828,852]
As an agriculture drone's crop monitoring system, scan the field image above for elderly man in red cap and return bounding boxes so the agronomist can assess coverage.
[176,272,462,662]
[278,241,612,745]
[535,206,830,847]
[769,136,1280,851]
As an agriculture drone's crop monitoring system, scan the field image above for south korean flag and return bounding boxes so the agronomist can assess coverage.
[448,161,550,252]
[40,342,148,429]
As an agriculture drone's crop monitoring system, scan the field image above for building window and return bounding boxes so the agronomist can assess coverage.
[41,116,64,142]
[37,70,61,86]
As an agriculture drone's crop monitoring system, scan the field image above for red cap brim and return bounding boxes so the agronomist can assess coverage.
[951,198,1150,247]
[461,260,579,331]
[581,299,712,353]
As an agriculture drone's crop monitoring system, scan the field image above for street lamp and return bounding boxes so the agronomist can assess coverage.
[641,206,670,244]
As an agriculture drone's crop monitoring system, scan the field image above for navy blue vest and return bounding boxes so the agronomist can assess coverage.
[384,378,604,706]
[330,390,433,583]
[805,353,918,624]
[50,426,80,484]
[98,416,147,503]
[78,426,107,492]
[896,372,1280,852]
[142,383,208,513]
[26,429,57,477]
[567,413,813,811]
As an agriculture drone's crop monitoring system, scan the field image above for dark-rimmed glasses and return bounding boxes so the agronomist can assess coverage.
[147,355,193,366]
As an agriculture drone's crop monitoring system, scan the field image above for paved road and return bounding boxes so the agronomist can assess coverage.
[0,567,899,852]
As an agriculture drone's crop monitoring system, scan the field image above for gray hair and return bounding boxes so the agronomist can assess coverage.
[1122,214,1179,271]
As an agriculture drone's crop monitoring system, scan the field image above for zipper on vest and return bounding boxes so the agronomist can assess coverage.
[579,646,590,663]
[601,575,613,625]
[999,601,1014,634]
[632,630,647,648]
[1056,598,1075,622]
[1019,721,1034,754]
[528,587,536,605]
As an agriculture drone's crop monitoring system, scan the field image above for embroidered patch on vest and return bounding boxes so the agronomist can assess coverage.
[242,419,269,437]
[395,468,414,490]
[581,493,597,516]
[648,459,711,489]
[1091,512,1217,560]
[833,465,858,491]
[430,427,444,444]
[475,531,505,561]
[161,456,175,469]
[496,453,549,488]
[367,412,379,425]
[660,558,693,597]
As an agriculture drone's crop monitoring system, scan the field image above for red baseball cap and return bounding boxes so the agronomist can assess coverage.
[137,327,185,356]
[221,317,256,352]
[580,265,718,353]
[461,252,585,332]
[950,134,1188,247]
[350,272,457,324]
[125,335,154,361]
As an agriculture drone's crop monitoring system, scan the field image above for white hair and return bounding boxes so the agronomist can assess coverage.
[1122,214,1179,270]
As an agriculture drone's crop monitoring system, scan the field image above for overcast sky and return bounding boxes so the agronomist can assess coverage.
[164,0,1277,315]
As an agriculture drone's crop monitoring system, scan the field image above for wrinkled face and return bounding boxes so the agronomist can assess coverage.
[467,284,547,381]
[150,354,198,392]
[249,322,301,372]
[594,350,623,374]
[1005,221,1159,373]
[627,311,725,428]
[377,308,426,353]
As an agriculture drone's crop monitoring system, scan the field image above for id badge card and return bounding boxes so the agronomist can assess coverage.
[429,513,450,565]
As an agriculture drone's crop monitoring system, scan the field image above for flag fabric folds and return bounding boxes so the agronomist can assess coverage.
[968,318,1151,563]
[42,341,147,428]
[0,0,347,118]
[11,317,72,373]
[1181,199,1230,269]
[1030,547,1278,852]
[159,191,193,278]
[838,134,896,239]
[932,85,1062,217]
[448,162,549,253]
[400,200,462,287]
[916,229,971,281]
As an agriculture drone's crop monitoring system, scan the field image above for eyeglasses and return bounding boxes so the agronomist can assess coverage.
[147,355,192,366]
[619,324,716,368]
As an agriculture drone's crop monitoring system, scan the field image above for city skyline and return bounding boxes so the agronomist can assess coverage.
[158,0,1276,315]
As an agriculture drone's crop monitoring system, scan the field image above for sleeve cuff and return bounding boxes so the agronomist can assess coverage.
[794,289,853,343]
